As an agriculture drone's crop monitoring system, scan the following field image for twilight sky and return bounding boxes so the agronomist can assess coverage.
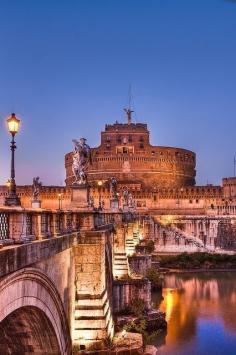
[0,0,236,186]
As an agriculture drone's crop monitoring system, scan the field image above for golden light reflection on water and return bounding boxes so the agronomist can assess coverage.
[154,272,236,346]
[162,288,175,322]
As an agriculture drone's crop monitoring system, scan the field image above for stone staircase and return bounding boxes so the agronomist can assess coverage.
[125,236,136,256]
[155,222,210,252]
[113,252,129,278]
[73,289,114,350]
[125,232,140,256]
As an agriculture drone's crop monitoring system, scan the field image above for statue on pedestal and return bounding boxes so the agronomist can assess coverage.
[88,195,94,208]
[128,192,135,208]
[122,186,129,206]
[32,177,42,208]
[72,138,91,185]
[32,177,42,201]
[109,177,118,199]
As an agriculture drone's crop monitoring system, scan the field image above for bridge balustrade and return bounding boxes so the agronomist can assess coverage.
[41,213,50,236]
[0,209,82,246]
[25,213,32,236]
[0,208,123,248]
[0,212,9,240]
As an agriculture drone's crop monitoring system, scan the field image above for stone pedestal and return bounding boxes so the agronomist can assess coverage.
[32,200,41,209]
[5,194,21,207]
[71,184,89,209]
[110,198,119,212]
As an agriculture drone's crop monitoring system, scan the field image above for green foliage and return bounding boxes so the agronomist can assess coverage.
[146,240,155,253]
[146,267,162,289]
[123,318,164,346]
[129,298,146,317]
[158,252,236,269]
[124,318,147,333]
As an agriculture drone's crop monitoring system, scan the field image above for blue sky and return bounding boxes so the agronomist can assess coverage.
[0,0,236,186]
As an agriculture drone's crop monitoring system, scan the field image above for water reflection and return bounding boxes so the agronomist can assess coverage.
[152,272,236,355]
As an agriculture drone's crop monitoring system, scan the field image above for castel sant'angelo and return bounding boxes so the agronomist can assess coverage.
[65,110,196,189]
[1,108,236,214]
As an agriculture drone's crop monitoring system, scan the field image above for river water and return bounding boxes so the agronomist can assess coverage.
[152,272,236,355]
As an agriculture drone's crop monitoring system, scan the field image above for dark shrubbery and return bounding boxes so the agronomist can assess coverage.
[128,298,146,317]
[158,252,236,269]
[146,240,155,253]
[146,267,162,290]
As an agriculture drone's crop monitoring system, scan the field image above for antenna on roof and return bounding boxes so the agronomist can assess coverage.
[124,84,134,125]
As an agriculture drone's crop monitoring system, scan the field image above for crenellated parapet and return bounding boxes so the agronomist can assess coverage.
[65,120,196,188]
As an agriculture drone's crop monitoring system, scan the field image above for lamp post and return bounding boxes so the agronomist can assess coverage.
[58,193,63,210]
[5,113,21,206]
[97,180,103,210]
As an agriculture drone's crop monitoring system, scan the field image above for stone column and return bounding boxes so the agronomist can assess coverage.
[63,213,67,233]
[51,213,58,236]
[72,213,77,231]
[36,213,43,240]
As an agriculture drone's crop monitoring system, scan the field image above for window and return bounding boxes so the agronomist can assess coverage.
[137,200,146,207]
[140,143,144,149]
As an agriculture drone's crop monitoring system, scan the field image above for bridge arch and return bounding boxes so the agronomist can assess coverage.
[0,268,71,354]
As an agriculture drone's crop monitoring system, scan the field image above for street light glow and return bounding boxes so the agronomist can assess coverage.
[6,113,21,135]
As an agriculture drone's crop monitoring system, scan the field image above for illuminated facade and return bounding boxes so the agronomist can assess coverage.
[1,112,236,217]
[65,118,196,188]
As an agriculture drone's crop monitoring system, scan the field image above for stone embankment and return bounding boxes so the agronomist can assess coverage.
[116,309,167,333]
[74,331,158,354]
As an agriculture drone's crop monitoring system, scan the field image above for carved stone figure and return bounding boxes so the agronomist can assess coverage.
[109,177,118,199]
[88,196,94,208]
[72,138,91,185]
[122,186,129,205]
[32,177,42,201]
[128,192,134,208]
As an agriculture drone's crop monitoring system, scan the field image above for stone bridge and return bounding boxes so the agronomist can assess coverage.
[142,213,236,253]
[2,206,233,353]
[0,207,148,354]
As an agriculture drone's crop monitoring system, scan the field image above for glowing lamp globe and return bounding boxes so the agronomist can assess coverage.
[7,113,20,135]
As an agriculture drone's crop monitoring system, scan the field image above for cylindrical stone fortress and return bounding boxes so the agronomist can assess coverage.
[65,121,196,188]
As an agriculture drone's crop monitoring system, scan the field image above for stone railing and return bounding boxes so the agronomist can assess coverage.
[0,208,80,246]
[0,207,125,248]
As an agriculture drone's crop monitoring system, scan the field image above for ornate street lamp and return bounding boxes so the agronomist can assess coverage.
[5,113,21,206]
[58,193,63,210]
[97,180,103,210]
